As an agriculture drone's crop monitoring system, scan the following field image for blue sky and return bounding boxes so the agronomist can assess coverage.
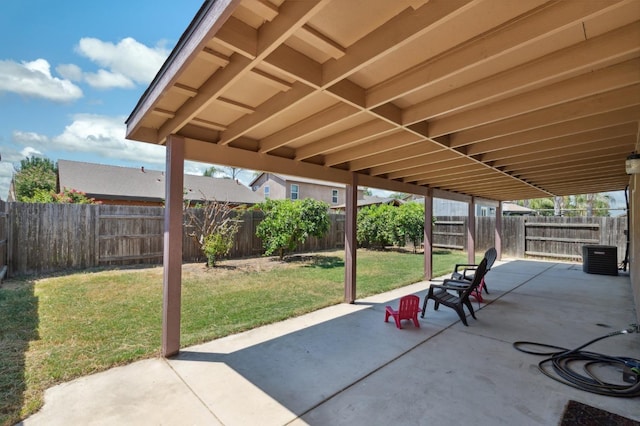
[0,0,250,199]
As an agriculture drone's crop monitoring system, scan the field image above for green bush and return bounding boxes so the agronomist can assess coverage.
[203,232,234,267]
[255,198,330,259]
[396,202,425,252]
[356,204,398,248]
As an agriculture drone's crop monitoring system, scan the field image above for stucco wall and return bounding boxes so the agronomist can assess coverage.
[287,181,343,205]
[251,174,366,205]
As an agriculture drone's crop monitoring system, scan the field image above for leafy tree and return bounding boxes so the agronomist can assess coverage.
[516,198,555,216]
[203,166,219,177]
[185,199,241,267]
[203,165,244,180]
[255,198,330,260]
[396,201,425,252]
[356,203,398,249]
[14,157,57,202]
[517,194,612,217]
[389,192,407,200]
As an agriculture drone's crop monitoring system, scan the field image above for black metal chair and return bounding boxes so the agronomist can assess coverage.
[421,258,489,326]
[451,247,497,299]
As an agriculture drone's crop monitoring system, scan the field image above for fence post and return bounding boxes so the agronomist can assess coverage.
[467,198,475,263]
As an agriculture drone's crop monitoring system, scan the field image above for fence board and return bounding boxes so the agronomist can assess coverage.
[0,200,7,280]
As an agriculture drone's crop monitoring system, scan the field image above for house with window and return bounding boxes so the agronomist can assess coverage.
[56,159,263,206]
[249,173,364,206]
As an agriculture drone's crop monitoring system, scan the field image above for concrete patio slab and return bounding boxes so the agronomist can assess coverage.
[20,259,639,425]
[20,358,221,425]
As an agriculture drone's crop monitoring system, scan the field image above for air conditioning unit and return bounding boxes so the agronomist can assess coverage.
[582,245,618,276]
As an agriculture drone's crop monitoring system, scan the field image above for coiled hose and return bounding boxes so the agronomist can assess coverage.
[513,325,640,397]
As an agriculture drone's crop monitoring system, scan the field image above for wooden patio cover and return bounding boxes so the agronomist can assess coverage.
[126,0,640,355]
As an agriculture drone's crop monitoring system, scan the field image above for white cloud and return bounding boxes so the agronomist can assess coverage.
[56,63,84,81]
[0,59,83,102]
[84,69,134,89]
[76,37,169,86]
[54,114,166,163]
[21,147,44,158]
[13,131,49,146]
[11,114,166,165]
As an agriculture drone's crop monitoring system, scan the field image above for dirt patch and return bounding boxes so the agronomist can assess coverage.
[181,250,344,277]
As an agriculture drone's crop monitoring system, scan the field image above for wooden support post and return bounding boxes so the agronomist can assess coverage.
[344,172,358,303]
[423,189,433,280]
[495,202,503,260]
[467,197,476,264]
[162,135,184,357]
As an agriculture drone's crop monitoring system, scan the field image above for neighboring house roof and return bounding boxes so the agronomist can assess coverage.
[330,195,403,210]
[502,202,536,214]
[249,172,348,189]
[57,160,264,204]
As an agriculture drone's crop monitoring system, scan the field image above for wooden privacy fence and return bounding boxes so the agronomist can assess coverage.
[0,200,7,280]
[5,202,628,277]
[7,203,346,277]
[433,216,627,261]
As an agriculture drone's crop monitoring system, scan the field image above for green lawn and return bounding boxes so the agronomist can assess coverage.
[0,249,475,425]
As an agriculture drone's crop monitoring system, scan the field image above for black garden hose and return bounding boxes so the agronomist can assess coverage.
[513,324,640,397]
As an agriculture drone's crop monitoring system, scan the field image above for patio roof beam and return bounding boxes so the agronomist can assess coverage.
[465,106,640,155]
[426,59,640,138]
[324,132,423,167]
[321,0,476,87]
[448,84,640,146]
[480,130,637,162]
[368,0,608,109]
[259,103,359,153]
[400,21,640,124]
[294,120,396,161]
[359,149,452,174]
[494,140,633,169]
[508,157,624,176]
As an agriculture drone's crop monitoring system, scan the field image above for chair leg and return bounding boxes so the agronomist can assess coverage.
[463,299,476,319]
[482,278,489,294]
[384,308,391,323]
[455,305,469,326]
[412,313,420,328]
[421,294,430,318]
[393,315,402,329]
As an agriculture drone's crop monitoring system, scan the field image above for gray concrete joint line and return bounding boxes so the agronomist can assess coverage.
[162,357,225,425]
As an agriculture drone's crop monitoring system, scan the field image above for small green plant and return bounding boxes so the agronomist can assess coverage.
[185,198,241,267]
[202,229,234,267]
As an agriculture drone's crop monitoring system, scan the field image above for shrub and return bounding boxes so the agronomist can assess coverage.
[396,201,425,252]
[185,200,241,267]
[356,204,398,249]
[255,198,330,259]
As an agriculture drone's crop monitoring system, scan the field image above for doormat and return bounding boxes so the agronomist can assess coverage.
[560,400,639,426]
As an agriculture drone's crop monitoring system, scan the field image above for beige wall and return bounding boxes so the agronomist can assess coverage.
[252,174,365,205]
[289,181,343,205]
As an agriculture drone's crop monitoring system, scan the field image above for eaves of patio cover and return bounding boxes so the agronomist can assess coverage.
[126,0,640,356]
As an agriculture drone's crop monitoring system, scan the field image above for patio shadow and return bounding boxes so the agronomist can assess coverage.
[0,280,39,426]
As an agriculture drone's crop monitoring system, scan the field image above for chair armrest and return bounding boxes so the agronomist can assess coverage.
[453,263,478,273]
[438,280,471,291]
[461,266,479,280]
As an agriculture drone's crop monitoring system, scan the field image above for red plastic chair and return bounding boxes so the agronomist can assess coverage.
[385,295,421,329]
